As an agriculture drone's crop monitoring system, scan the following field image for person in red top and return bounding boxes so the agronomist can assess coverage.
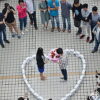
[16,0,27,34]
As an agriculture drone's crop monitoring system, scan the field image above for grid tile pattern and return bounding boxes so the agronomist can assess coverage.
[0,0,100,100]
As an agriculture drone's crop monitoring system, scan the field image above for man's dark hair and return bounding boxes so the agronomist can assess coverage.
[56,48,63,54]
[74,0,79,4]
[48,99,52,100]
[92,6,98,11]
[82,3,88,8]
[18,97,24,100]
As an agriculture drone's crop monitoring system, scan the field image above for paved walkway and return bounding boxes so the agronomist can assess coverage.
[0,0,100,100]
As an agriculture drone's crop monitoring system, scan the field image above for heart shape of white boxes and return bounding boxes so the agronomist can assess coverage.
[21,49,86,100]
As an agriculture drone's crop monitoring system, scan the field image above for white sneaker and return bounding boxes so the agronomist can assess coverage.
[21,31,25,35]
[24,28,28,32]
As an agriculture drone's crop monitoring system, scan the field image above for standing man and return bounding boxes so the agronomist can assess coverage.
[60,0,72,32]
[80,3,91,42]
[57,48,68,81]
[48,0,61,32]
[88,6,100,43]
[91,19,100,53]
[72,0,83,35]
[38,0,50,30]
[25,0,38,30]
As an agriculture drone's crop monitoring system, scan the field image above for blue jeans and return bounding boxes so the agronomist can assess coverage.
[50,16,60,28]
[93,35,100,51]
[0,29,7,45]
[19,16,27,31]
[62,16,71,30]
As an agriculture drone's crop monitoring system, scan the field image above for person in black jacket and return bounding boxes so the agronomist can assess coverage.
[0,12,10,48]
[36,47,46,80]
[72,0,82,35]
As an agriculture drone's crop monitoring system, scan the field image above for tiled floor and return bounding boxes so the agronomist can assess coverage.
[0,0,100,100]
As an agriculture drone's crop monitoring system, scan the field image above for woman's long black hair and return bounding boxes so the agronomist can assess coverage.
[4,3,10,9]
[36,47,44,59]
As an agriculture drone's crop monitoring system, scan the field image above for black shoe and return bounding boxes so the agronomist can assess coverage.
[0,44,5,48]
[86,37,90,42]
[91,50,97,53]
[80,35,85,39]
[89,39,94,43]
[4,40,10,43]
[12,34,16,38]
[17,35,21,39]
[35,27,38,30]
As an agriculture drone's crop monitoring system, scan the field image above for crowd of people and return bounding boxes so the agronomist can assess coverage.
[0,0,100,51]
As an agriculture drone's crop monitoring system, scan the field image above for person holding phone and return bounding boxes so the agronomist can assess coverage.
[2,3,21,38]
